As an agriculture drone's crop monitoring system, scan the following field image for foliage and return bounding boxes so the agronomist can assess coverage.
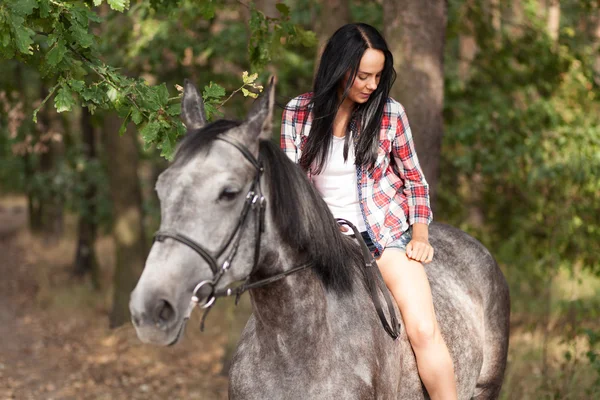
[441,0,600,283]
[0,0,314,159]
[441,1,600,393]
[247,1,316,71]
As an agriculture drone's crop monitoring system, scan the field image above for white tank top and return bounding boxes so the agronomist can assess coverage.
[311,135,367,231]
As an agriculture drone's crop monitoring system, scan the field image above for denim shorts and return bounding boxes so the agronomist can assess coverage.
[360,228,412,255]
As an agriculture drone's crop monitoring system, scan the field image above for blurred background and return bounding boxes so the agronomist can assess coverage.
[0,0,599,398]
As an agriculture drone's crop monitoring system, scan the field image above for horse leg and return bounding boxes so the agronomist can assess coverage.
[472,264,510,400]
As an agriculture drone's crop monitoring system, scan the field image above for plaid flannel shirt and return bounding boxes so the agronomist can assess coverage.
[280,92,433,256]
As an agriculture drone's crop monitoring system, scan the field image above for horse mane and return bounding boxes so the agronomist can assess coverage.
[259,139,364,294]
[174,119,243,164]
[174,119,364,294]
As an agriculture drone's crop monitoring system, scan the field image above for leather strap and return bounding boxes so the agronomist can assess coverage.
[336,218,401,340]
[155,231,219,274]
[216,137,262,171]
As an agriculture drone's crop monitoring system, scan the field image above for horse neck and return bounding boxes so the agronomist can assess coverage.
[249,251,330,345]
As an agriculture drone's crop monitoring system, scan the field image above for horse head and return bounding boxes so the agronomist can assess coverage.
[129,78,276,346]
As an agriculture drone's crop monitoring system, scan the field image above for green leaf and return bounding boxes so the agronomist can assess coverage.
[71,6,89,26]
[107,0,130,12]
[54,86,76,113]
[296,28,317,47]
[1,32,11,48]
[8,0,38,16]
[157,83,169,107]
[136,84,161,112]
[204,102,218,121]
[131,108,143,124]
[119,110,131,136]
[70,24,94,48]
[46,40,67,66]
[80,85,106,104]
[275,3,290,17]
[199,0,216,19]
[39,0,51,18]
[140,121,160,143]
[93,0,103,7]
[203,82,225,100]
[166,103,181,116]
[160,131,176,160]
[11,21,35,54]
[107,87,119,103]
[68,80,85,92]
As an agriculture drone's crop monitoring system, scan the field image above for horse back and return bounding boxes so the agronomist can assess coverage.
[426,222,510,399]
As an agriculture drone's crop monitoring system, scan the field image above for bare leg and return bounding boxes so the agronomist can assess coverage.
[377,248,458,400]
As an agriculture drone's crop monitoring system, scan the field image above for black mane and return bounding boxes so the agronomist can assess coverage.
[174,119,243,164]
[175,119,363,293]
[259,139,364,293]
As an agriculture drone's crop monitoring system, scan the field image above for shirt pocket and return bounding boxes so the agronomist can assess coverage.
[370,138,391,181]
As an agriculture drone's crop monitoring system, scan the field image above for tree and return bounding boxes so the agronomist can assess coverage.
[547,0,561,41]
[593,6,600,86]
[72,107,100,287]
[102,115,146,328]
[383,0,448,208]
[459,1,478,83]
[1,0,315,327]
[314,0,350,57]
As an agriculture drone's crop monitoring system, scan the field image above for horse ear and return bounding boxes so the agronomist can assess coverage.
[181,79,207,131]
[245,76,276,140]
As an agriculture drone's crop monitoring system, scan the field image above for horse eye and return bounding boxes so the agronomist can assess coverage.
[219,187,240,201]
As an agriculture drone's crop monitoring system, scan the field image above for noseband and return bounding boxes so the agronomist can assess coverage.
[154,136,400,339]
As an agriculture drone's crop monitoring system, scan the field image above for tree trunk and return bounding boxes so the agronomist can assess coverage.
[73,107,100,288]
[547,0,561,42]
[314,0,350,48]
[459,0,477,83]
[490,0,501,33]
[593,9,600,86]
[510,0,524,36]
[314,0,350,65]
[483,0,502,47]
[102,113,146,328]
[36,84,64,240]
[383,0,448,210]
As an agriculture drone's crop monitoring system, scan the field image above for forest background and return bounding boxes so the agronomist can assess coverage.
[0,0,599,398]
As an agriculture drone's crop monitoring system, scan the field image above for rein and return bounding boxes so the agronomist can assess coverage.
[154,136,400,340]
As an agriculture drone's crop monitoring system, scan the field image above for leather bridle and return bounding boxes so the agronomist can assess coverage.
[154,136,270,309]
[153,136,400,339]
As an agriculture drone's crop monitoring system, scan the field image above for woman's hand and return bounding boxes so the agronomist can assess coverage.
[407,223,433,263]
[406,237,434,264]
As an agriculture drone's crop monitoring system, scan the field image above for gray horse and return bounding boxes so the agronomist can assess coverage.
[129,78,510,399]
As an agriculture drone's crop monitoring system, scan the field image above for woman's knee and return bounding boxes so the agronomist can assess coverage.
[406,317,437,349]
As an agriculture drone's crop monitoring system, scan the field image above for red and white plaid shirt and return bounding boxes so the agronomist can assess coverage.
[280,92,433,256]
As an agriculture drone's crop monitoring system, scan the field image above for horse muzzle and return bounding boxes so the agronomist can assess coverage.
[129,289,187,346]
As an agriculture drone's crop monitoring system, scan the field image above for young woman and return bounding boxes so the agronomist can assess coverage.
[280,23,458,399]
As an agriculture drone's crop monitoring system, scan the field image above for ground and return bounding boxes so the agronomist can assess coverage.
[0,199,238,400]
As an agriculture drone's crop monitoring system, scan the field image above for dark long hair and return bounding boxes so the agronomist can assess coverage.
[299,23,396,174]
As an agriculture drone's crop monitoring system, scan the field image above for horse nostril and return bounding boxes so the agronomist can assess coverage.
[155,299,175,324]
